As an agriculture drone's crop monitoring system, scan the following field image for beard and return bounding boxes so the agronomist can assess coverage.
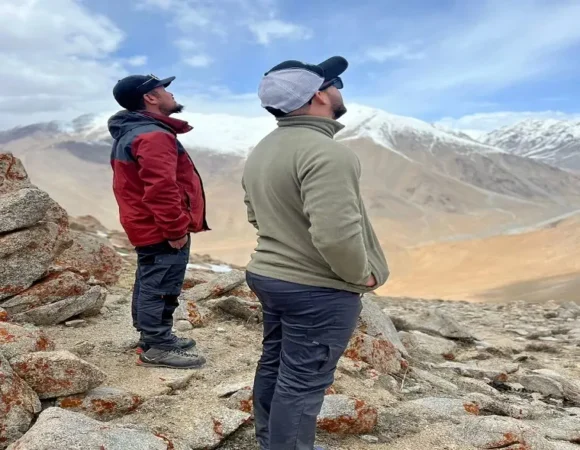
[332,100,347,120]
[161,102,185,116]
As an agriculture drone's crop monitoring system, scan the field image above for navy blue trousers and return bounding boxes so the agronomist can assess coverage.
[131,236,190,349]
[246,271,362,450]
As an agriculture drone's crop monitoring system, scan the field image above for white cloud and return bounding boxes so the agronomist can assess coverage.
[248,19,313,45]
[363,44,425,63]
[436,110,580,134]
[0,0,126,128]
[126,55,148,67]
[184,54,213,68]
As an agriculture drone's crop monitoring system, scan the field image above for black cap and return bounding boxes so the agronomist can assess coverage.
[265,56,348,83]
[112,74,176,111]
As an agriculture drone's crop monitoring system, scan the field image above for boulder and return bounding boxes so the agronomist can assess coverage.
[0,153,30,196]
[359,295,407,356]
[399,330,458,358]
[56,387,142,421]
[455,415,559,450]
[0,323,55,360]
[208,296,262,322]
[434,361,518,381]
[0,353,41,449]
[10,350,106,399]
[6,407,170,450]
[393,309,475,341]
[344,331,403,374]
[225,387,253,414]
[0,189,51,234]
[523,369,580,406]
[174,300,211,327]
[52,230,122,286]
[179,270,246,304]
[115,397,250,450]
[11,285,107,326]
[2,271,89,316]
[0,223,63,301]
[316,395,378,434]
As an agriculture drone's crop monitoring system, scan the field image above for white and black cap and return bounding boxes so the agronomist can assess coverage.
[258,56,348,116]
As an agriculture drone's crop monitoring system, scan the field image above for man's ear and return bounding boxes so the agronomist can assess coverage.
[312,90,330,106]
[143,92,158,105]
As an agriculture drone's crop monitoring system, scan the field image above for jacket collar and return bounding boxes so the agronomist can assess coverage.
[140,111,193,134]
[276,115,345,139]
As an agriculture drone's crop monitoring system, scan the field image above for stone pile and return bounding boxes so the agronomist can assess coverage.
[0,152,122,326]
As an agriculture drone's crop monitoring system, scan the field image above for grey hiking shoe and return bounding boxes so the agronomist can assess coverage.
[138,347,206,369]
[136,336,196,354]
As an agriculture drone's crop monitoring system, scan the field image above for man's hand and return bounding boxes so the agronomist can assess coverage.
[168,235,188,249]
[365,274,377,287]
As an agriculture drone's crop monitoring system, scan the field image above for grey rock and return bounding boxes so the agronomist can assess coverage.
[454,416,558,450]
[225,387,253,414]
[434,361,517,380]
[163,372,197,391]
[411,368,458,392]
[56,387,142,421]
[10,350,107,399]
[0,322,55,360]
[317,395,378,434]
[0,153,31,196]
[530,369,580,406]
[64,320,86,328]
[394,309,474,341]
[209,295,262,322]
[12,286,107,326]
[7,407,168,450]
[2,271,89,315]
[360,295,407,356]
[399,330,457,358]
[520,373,564,399]
[69,341,95,357]
[0,223,62,301]
[0,188,51,234]
[174,320,193,332]
[0,353,41,449]
[360,435,379,443]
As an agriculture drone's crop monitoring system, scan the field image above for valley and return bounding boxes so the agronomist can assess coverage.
[1,104,579,304]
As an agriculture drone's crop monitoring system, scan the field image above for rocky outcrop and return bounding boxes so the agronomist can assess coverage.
[6,407,171,450]
[53,230,122,285]
[55,387,142,421]
[317,395,378,434]
[10,350,106,399]
[0,323,54,360]
[0,353,41,449]
[343,296,405,374]
[0,153,118,324]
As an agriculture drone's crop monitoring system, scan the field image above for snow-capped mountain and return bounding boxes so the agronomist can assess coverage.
[1,104,579,253]
[484,118,580,172]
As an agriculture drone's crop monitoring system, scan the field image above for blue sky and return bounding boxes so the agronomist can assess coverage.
[1,0,580,131]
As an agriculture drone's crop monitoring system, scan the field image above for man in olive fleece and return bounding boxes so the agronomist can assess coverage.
[242,56,389,450]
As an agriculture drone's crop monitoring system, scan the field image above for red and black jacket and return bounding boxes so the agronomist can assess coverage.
[108,110,209,247]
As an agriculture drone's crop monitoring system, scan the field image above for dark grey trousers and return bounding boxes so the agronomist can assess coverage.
[246,271,362,450]
[131,237,190,349]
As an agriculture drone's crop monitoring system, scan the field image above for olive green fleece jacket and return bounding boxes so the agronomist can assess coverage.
[241,115,389,294]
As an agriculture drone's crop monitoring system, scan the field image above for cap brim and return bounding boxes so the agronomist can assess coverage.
[317,56,348,82]
[157,76,176,88]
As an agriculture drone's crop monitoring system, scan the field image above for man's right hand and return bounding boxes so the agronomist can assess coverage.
[365,274,377,287]
[168,235,188,249]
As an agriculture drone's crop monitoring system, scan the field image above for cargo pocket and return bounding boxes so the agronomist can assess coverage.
[317,342,343,373]
[140,251,188,296]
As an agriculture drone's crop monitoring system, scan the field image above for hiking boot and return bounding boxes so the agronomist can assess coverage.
[138,347,206,369]
[136,336,196,354]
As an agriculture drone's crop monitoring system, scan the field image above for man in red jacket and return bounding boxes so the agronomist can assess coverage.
[109,74,209,369]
